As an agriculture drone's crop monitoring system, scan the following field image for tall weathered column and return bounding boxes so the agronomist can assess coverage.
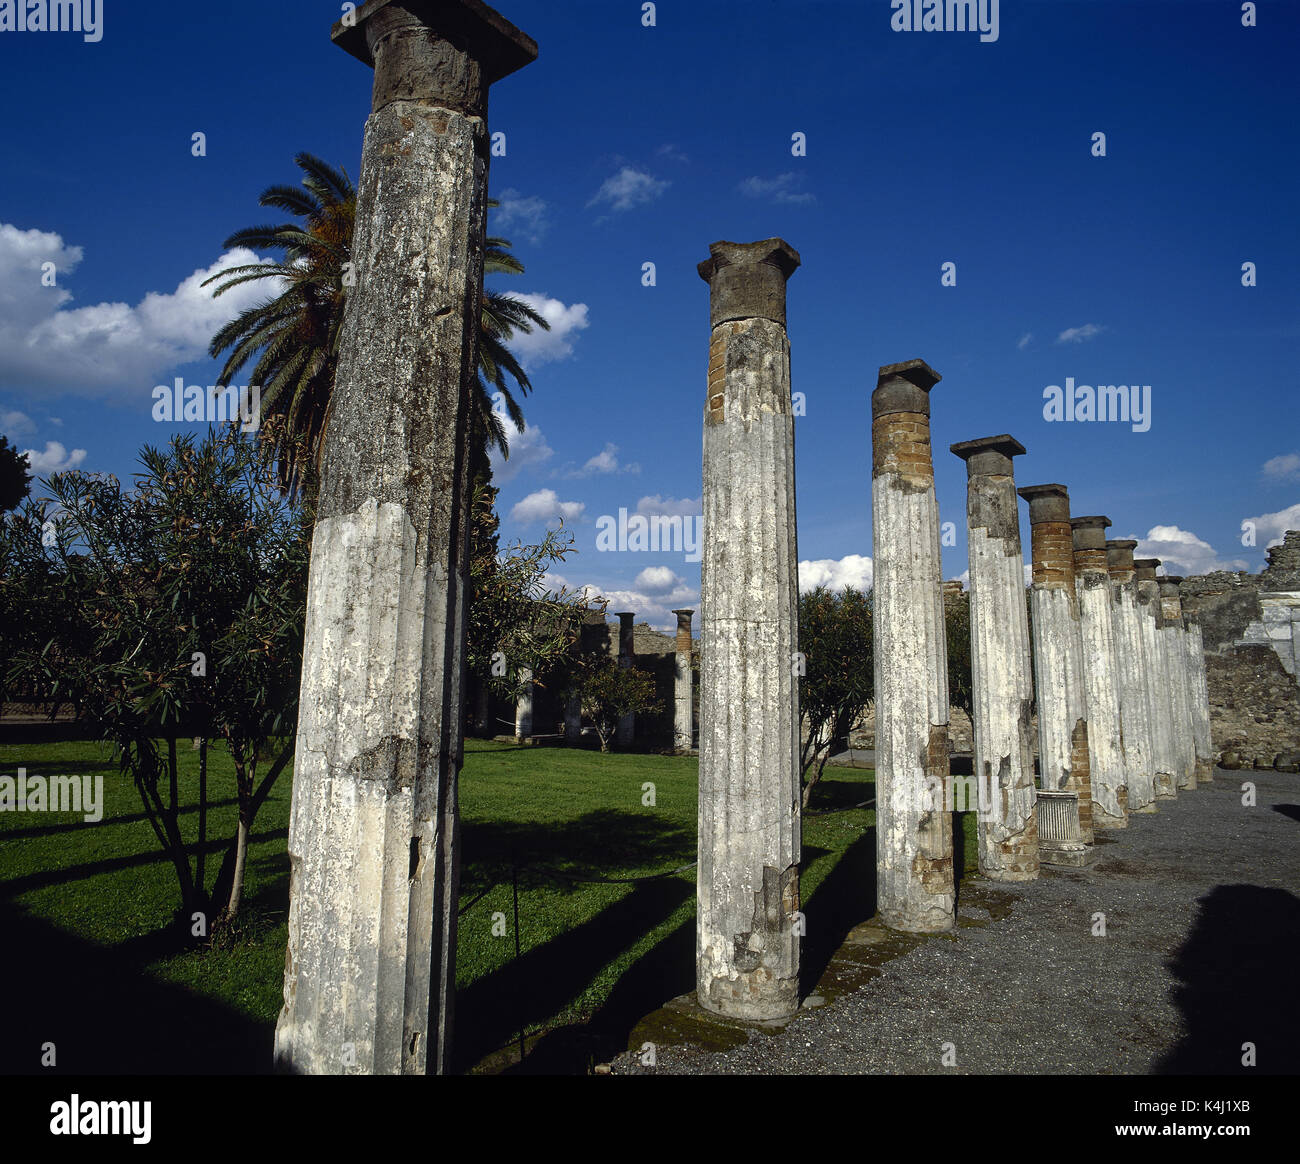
[1018,485,1094,842]
[514,666,533,741]
[950,436,1038,881]
[1135,558,1178,799]
[614,611,636,747]
[275,1,537,1076]
[672,609,695,752]
[1181,594,1215,781]
[873,359,954,932]
[1071,516,1128,828]
[697,239,802,1018]
[1159,576,1198,789]
[1105,539,1157,813]
[563,691,582,743]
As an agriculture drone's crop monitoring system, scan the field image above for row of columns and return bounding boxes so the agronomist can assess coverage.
[275,0,1217,1062]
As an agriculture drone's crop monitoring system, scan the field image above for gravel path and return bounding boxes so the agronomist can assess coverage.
[611,768,1300,1075]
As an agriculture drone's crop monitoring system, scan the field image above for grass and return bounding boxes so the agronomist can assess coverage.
[0,737,977,1073]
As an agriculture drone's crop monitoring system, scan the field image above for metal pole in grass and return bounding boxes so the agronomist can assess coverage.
[512,853,524,1065]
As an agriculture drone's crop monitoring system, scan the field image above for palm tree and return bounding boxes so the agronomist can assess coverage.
[204,152,547,498]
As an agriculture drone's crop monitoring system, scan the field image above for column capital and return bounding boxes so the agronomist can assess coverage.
[873,359,943,418]
[950,434,1026,477]
[698,239,800,328]
[1017,483,1070,524]
[1105,538,1138,579]
[1133,558,1161,583]
[1071,515,1112,553]
[333,0,538,113]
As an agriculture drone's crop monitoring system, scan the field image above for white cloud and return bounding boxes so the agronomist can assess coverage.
[1017,332,1033,351]
[1056,323,1105,344]
[587,167,669,212]
[1262,453,1300,483]
[1133,524,1248,575]
[799,554,873,593]
[1241,502,1300,551]
[634,566,684,594]
[636,494,701,517]
[560,442,639,478]
[580,582,700,634]
[0,223,285,398]
[491,189,550,246]
[1,409,35,437]
[506,292,589,368]
[656,144,689,163]
[509,488,584,525]
[737,173,816,205]
[21,440,86,475]
[489,411,554,485]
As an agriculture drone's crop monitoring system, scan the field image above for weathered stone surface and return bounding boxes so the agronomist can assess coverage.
[275,0,536,1076]
[615,611,636,746]
[874,360,955,932]
[514,666,533,740]
[951,435,1038,880]
[697,239,802,1019]
[672,609,695,752]
[1106,540,1157,812]
[1135,559,1179,799]
[1158,576,1198,789]
[1018,484,1094,842]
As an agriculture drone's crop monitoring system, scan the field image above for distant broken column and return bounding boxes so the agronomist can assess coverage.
[1071,516,1129,829]
[873,359,955,932]
[1159,576,1198,789]
[1018,484,1094,842]
[563,691,582,743]
[697,238,802,1018]
[276,0,537,1075]
[1181,594,1214,782]
[950,435,1038,881]
[672,609,695,752]
[1134,558,1178,798]
[1105,539,1157,813]
[614,611,636,747]
[514,667,533,741]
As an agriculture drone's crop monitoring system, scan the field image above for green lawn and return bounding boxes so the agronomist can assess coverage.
[0,737,977,1073]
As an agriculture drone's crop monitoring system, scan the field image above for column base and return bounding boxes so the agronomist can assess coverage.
[1039,841,1094,868]
[698,977,799,1023]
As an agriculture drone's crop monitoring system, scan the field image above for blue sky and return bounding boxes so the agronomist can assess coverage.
[2,0,1297,631]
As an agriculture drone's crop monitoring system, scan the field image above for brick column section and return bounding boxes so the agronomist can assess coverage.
[1106,540,1157,813]
[1180,593,1215,781]
[672,609,695,752]
[1158,576,1198,789]
[1017,485,1094,841]
[697,239,802,1018]
[950,435,1038,881]
[1134,558,1178,799]
[873,359,955,932]
[276,0,537,1076]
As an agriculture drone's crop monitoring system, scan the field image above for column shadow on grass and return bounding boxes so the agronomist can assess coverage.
[1155,883,1300,1075]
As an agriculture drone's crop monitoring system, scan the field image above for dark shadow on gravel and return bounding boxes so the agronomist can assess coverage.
[1271,804,1300,825]
[1156,883,1300,1075]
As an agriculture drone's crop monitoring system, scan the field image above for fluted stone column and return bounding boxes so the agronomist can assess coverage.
[1181,594,1214,781]
[1018,485,1094,842]
[697,238,802,1018]
[873,359,954,932]
[275,0,537,1076]
[1071,516,1128,828]
[672,609,695,752]
[614,611,636,747]
[950,435,1038,881]
[1135,558,1178,799]
[514,666,533,741]
[1159,576,1198,789]
[1106,540,1157,813]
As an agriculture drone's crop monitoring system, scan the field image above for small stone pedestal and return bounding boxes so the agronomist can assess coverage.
[1035,790,1092,868]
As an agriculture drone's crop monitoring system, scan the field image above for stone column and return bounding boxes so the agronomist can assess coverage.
[1105,540,1157,813]
[697,239,802,1018]
[275,1,537,1076]
[614,612,636,747]
[1181,594,1214,781]
[1018,485,1094,842]
[672,609,695,752]
[514,667,533,741]
[563,691,582,743]
[1159,576,1198,789]
[1071,516,1128,829]
[1135,558,1178,798]
[950,435,1038,881]
[873,359,954,932]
